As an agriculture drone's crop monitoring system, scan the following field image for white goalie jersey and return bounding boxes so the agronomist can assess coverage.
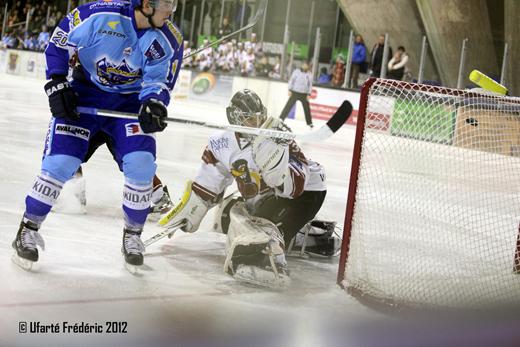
[192,131,326,207]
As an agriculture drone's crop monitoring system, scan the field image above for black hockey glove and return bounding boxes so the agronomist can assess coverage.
[44,75,79,120]
[138,99,168,134]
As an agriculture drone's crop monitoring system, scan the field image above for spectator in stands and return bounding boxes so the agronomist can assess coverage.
[318,67,331,85]
[269,56,281,79]
[233,0,250,30]
[217,16,233,38]
[331,55,346,87]
[209,0,222,35]
[387,46,409,81]
[240,45,256,76]
[350,34,366,89]
[37,24,50,51]
[23,32,39,51]
[255,56,271,78]
[370,34,392,78]
[280,62,314,128]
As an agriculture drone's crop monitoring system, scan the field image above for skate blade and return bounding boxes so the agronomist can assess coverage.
[233,265,291,289]
[124,262,144,276]
[11,253,36,271]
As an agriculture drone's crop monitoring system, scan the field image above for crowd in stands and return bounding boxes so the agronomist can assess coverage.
[0,0,69,51]
[1,0,411,87]
[320,33,411,89]
[183,31,282,78]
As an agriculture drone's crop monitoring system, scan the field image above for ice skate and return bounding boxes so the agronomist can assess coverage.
[148,186,173,222]
[122,229,145,274]
[287,220,341,258]
[12,219,45,271]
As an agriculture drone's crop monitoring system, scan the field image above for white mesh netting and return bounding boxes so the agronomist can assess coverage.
[342,79,520,309]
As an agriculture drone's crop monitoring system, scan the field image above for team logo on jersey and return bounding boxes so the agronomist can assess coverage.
[108,21,119,30]
[55,124,90,141]
[50,27,68,48]
[123,47,132,56]
[231,159,263,199]
[96,58,142,86]
[68,9,81,30]
[145,39,166,61]
[210,137,229,151]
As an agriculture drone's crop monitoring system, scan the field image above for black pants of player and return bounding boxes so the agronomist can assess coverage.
[253,190,327,246]
[83,131,120,169]
[279,91,313,126]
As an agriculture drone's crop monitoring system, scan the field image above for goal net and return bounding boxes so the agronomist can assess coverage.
[338,78,520,309]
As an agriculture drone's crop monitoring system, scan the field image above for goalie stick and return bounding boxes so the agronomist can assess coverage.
[77,100,352,142]
[183,0,267,59]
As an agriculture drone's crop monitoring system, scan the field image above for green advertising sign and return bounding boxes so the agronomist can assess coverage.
[197,35,218,48]
[287,43,310,60]
[390,98,456,144]
[332,47,349,62]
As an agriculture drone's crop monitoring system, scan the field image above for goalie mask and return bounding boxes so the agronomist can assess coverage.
[226,89,267,128]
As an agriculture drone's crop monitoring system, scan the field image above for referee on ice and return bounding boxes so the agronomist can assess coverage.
[280,62,314,128]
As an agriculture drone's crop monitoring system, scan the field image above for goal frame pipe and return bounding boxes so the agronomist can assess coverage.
[337,77,377,286]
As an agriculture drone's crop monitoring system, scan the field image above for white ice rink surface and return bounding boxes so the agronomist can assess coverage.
[0,74,380,347]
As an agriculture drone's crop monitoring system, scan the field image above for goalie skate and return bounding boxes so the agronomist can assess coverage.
[287,220,341,258]
[234,262,291,289]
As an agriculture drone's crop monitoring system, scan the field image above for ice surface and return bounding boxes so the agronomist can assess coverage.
[0,74,380,347]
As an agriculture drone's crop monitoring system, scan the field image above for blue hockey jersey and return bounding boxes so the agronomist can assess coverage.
[45,0,183,109]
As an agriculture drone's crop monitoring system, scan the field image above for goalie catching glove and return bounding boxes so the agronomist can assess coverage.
[252,117,291,188]
[158,180,210,233]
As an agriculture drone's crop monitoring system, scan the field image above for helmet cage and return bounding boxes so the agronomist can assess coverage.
[226,105,267,128]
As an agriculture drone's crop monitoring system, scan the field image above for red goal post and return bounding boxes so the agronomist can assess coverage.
[338,78,520,309]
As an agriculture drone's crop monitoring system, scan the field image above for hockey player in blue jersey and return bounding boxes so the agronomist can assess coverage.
[12,0,183,271]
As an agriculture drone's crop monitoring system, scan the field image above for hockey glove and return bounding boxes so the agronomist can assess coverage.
[44,75,79,120]
[138,99,168,134]
[158,181,210,233]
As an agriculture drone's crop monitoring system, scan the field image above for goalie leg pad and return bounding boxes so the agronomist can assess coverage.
[223,202,290,288]
[212,193,240,234]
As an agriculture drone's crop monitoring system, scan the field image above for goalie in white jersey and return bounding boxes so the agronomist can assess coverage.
[159,89,327,287]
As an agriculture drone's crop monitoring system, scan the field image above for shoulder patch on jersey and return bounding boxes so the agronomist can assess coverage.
[50,27,68,48]
[145,39,166,60]
[165,20,183,46]
[67,9,82,30]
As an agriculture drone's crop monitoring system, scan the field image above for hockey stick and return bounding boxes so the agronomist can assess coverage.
[77,106,295,140]
[144,219,185,247]
[183,0,267,59]
[469,70,508,96]
[76,100,352,142]
[143,180,194,247]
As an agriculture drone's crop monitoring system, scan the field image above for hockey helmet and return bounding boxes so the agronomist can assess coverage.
[226,89,267,128]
